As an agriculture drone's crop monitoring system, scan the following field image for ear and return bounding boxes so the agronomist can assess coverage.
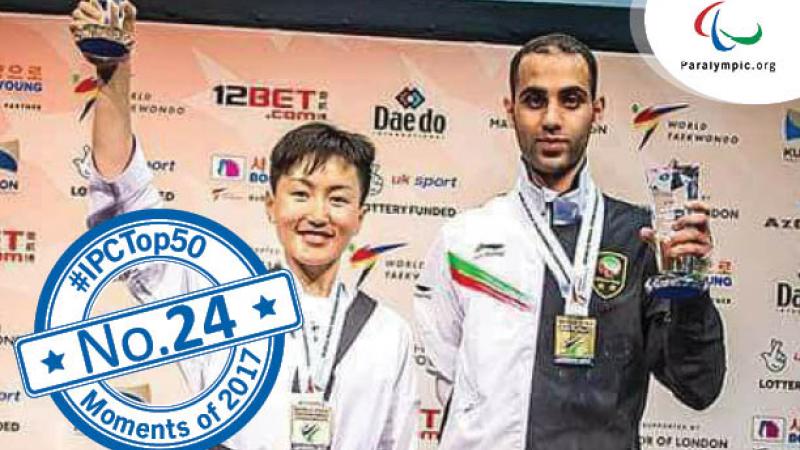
[592,95,606,124]
[503,96,515,127]
[264,190,276,224]
[353,204,368,235]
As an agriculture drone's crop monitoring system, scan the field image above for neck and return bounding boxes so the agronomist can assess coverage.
[287,257,340,297]
[524,159,584,194]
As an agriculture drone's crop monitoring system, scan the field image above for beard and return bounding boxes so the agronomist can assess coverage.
[519,137,589,186]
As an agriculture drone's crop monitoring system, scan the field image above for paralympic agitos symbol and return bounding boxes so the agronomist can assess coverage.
[694,1,763,52]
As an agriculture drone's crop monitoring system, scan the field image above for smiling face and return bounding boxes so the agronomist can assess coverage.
[266,155,365,276]
[504,50,604,187]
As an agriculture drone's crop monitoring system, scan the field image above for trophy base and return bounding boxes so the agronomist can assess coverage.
[77,39,129,63]
[75,24,132,64]
[645,273,708,300]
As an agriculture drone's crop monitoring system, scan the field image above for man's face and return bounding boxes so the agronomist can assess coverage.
[266,156,364,271]
[504,51,604,180]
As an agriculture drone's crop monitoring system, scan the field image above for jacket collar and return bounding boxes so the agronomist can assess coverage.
[513,158,595,226]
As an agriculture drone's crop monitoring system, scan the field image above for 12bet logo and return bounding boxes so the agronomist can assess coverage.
[213,85,327,121]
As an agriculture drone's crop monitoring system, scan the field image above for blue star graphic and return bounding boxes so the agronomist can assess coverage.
[253,296,276,319]
[42,350,65,373]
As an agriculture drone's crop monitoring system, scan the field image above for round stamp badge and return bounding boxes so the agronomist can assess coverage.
[13,209,302,450]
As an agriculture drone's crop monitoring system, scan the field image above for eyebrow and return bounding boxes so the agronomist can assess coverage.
[287,177,356,193]
[518,85,589,99]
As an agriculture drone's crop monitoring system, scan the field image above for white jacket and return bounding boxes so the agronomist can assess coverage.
[87,141,417,450]
[414,164,595,450]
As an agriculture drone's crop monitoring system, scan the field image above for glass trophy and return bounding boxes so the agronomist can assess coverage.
[644,160,709,300]
[74,0,133,64]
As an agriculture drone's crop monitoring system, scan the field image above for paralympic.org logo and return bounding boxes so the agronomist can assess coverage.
[694,1,762,52]
[642,0,795,104]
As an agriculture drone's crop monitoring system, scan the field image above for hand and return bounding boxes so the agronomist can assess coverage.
[640,200,713,268]
[69,0,137,68]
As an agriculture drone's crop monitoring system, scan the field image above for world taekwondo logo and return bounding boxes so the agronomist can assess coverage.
[631,103,689,150]
[73,75,100,122]
[349,243,406,287]
[694,1,763,52]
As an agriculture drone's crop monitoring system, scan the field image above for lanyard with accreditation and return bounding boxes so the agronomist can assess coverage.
[290,283,377,449]
[518,178,605,366]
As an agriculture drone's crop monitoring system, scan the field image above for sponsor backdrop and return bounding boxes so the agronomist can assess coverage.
[1,12,799,450]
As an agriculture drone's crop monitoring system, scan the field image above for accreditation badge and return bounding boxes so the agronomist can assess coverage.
[554,315,597,366]
[290,393,333,449]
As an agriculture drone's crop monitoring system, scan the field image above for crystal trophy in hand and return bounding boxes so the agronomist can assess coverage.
[644,160,709,299]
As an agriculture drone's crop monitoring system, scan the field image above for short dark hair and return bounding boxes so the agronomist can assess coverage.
[269,122,375,205]
[509,33,598,99]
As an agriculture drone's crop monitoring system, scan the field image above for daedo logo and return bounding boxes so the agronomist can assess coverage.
[776,280,800,314]
[373,87,447,139]
[694,1,763,52]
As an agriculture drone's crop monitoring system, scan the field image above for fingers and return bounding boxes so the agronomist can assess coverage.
[665,242,712,259]
[109,1,120,29]
[78,0,103,20]
[70,0,103,35]
[665,227,712,259]
[685,200,710,215]
[639,227,656,243]
[674,201,710,229]
[123,1,137,21]
[674,212,709,231]
[122,1,137,35]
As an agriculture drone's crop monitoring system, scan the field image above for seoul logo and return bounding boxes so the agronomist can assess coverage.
[13,209,302,450]
[694,1,763,52]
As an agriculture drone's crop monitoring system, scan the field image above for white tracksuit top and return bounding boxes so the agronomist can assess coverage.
[414,165,595,450]
[87,141,418,450]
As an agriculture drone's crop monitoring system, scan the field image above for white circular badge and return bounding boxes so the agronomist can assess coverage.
[642,0,800,104]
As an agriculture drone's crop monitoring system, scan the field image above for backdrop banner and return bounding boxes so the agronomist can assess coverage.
[0,12,798,450]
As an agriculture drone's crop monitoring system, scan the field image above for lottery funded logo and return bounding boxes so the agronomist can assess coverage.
[14,209,302,449]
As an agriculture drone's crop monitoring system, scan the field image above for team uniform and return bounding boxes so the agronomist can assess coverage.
[87,140,418,450]
[415,162,725,450]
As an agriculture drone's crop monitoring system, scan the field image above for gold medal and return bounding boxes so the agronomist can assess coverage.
[554,315,597,366]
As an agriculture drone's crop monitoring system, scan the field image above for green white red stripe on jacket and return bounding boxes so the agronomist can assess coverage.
[447,252,530,312]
